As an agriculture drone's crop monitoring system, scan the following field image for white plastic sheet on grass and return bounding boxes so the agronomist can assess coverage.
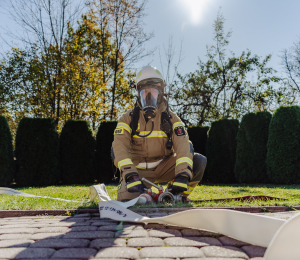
[0,187,80,202]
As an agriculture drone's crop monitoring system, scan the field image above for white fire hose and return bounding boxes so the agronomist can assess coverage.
[91,184,300,260]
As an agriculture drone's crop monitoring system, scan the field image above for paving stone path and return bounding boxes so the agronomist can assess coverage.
[0,211,297,259]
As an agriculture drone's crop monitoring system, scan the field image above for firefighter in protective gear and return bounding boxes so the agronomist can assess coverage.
[112,65,207,201]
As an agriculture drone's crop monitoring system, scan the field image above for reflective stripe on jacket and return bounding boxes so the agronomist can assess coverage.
[112,100,193,180]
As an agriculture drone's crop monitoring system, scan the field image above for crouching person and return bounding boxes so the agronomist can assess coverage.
[111,66,207,201]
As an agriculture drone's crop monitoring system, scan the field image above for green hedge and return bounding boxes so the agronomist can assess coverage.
[206,119,239,183]
[15,118,59,187]
[0,116,14,186]
[60,120,95,184]
[95,121,118,183]
[267,106,300,184]
[187,126,209,156]
[235,112,271,183]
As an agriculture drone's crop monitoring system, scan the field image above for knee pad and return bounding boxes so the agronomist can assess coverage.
[192,153,207,182]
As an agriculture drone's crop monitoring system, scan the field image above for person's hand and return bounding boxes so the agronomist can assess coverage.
[171,173,190,194]
[125,173,147,193]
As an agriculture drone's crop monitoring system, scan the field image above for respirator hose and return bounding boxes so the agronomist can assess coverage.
[135,120,154,138]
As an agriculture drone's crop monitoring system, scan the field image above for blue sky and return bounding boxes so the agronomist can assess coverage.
[1,0,300,79]
[137,0,300,79]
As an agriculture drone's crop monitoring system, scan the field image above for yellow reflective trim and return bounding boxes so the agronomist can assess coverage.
[133,135,167,138]
[139,131,166,134]
[118,158,133,170]
[176,157,193,167]
[136,166,145,169]
[173,182,187,188]
[149,135,167,137]
[133,131,167,138]
[173,122,184,130]
[176,159,193,167]
[117,122,132,134]
[127,181,142,189]
[184,186,194,195]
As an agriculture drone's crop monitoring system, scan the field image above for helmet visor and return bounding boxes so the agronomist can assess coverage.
[139,88,159,110]
[137,79,163,91]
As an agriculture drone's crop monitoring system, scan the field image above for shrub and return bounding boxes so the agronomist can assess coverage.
[15,118,59,187]
[206,119,239,183]
[235,112,271,183]
[0,115,14,186]
[60,120,95,184]
[187,126,209,156]
[267,106,300,184]
[95,121,118,183]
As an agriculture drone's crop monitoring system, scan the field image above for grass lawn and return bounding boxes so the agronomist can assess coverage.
[1,184,300,210]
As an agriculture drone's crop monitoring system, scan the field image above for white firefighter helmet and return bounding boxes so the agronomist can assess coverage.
[136,66,166,91]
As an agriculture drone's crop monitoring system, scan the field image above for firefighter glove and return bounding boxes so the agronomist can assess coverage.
[171,173,190,194]
[125,172,146,193]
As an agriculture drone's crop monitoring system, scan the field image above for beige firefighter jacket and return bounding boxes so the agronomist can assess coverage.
[112,100,193,180]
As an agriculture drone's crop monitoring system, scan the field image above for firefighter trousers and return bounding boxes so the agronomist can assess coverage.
[117,153,207,201]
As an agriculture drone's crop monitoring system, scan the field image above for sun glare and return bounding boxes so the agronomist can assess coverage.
[179,0,210,25]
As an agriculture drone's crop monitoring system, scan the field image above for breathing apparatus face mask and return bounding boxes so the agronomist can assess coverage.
[137,78,164,120]
[139,87,159,120]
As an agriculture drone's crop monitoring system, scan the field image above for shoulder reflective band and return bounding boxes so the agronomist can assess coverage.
[173,122,184,130]
[133,131,167,138]
[173,182,187,188]
[118,158,134,170]
[127,181,142,189]
[116,122,132,134]
[176,157,193,167]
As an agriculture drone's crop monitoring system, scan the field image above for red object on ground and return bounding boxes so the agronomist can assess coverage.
[193,195,287,203]
[146,189,163,203]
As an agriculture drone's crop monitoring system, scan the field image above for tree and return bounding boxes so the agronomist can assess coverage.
[267,106,300,184]
[95,121,118,183]
[171,10,291,126]
[0,13,133,132]
[206,118,239,183]
[63,15,134,128]
[159,35,184,98]
[235,111,271,183]
[60,120,95,184]
[281,38,300,93]
[0,46,50,123]
[87,0,154,120]
[62,15,118,130]
[0,116,14,186]
[0,69,18,137]
[15,118,60,187]
[2,0,83,126]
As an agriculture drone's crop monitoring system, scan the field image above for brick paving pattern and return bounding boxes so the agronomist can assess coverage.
[0,211,294,259]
